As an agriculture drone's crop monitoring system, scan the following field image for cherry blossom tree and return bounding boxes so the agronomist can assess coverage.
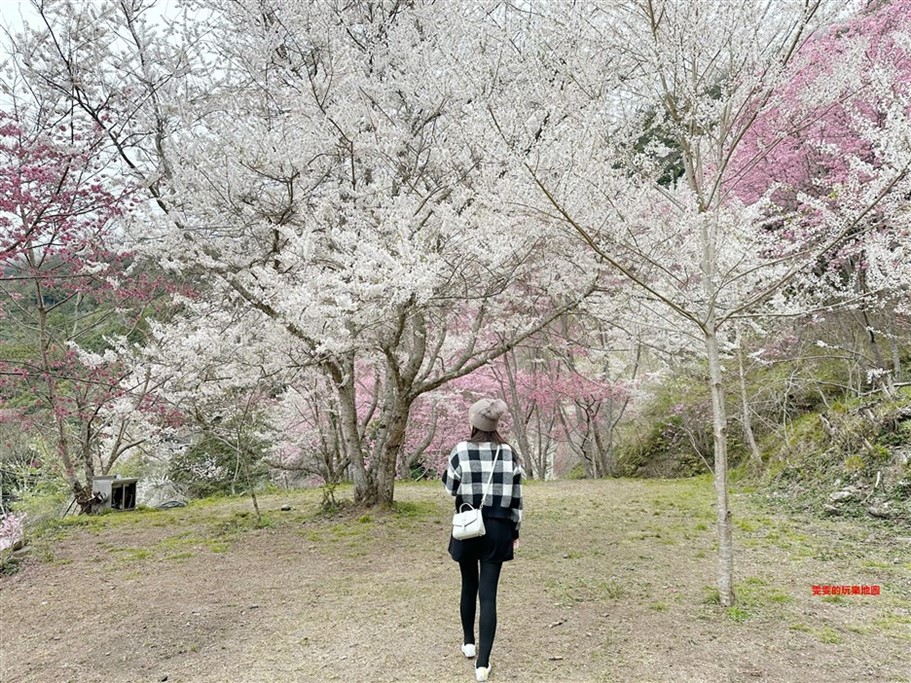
[445,323,637,480]
[268,372,348,502]
[0,509,25,553]
[0,106,170,509]
[730,0,911,394]
[471,0,911,606]
[7,0,597,507]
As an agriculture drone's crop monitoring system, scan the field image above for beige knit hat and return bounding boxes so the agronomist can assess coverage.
[468,398,508,432]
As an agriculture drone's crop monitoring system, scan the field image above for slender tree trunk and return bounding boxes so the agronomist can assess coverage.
[533,407,547,479]
[891,337,902,382]
[861,307,893,395]
[736,331,762,469]
[705,326,735,607]
[37,292,85,500]
[700,209,734,607]
[247,469,261,525]
[573,403,598,477]
[239,441,261,524]
[501,350,534,477]
[591,415,610,478]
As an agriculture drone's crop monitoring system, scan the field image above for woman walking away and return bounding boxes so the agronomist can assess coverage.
[443,398,523,682]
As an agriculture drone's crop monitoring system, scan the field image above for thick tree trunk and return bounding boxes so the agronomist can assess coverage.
[332,357,413,508]
[375,406,410,508]
[80,439,96,497]
[705,327,735,607]
[328,360,375,505]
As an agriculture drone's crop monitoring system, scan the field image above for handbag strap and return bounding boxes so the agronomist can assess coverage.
[479,444,501,508]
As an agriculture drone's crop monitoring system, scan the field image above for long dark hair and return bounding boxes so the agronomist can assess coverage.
[468,428,521,465]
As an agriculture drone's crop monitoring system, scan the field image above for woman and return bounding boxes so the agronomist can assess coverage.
[442,398,523,683]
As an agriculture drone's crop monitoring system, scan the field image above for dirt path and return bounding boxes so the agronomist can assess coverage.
[1,478,909,682]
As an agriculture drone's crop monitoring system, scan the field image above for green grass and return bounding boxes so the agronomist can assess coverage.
[862,560,892,569]
[16,488,337,567]
[735,519,761,533]
[726,606,751,622]
[822,595,846,605]
[816,626,843,644]
[392,499,439,519]
[112,547,152,562]
[544,575,626,606]
[703,577,796,623]
[702,587,721,605]
[873,613,911,632]
[845,624,871,635]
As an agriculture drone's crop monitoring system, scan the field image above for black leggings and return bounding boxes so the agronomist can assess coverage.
[459,560,503,668]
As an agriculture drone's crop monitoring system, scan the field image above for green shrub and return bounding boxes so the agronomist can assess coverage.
[563,462,589,480]
[10,477,71,529]
[167,432,269,499]
[614,369,720,478]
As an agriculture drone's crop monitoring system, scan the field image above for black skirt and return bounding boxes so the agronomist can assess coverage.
[448,515,515,564]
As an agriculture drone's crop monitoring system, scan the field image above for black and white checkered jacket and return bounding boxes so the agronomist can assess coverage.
[442,441,523,537]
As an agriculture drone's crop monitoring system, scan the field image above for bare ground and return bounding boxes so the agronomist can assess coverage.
[1,478,910,683]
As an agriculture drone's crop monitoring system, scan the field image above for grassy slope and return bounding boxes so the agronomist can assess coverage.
[1,478,909,683]
[763,385,911,523]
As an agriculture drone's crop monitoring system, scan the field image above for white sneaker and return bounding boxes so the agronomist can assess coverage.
[461,643,476,658]
[475,665,491,682]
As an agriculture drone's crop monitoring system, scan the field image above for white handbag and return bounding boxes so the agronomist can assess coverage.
[451,445,500,541]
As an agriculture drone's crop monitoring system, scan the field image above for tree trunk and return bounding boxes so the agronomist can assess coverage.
[590,402,611,478]
[332,355,412,508]
[569,402,597,478]
[37,298,84,500]
[891,337,902,382]
[532,408,547,479]
[736,331,762,469]
[500,350,535,477]
[375,406,410,508]
[705,326,735,607]
[328,360,375,505]
[697,199,735,607]
[81,446,96,497]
